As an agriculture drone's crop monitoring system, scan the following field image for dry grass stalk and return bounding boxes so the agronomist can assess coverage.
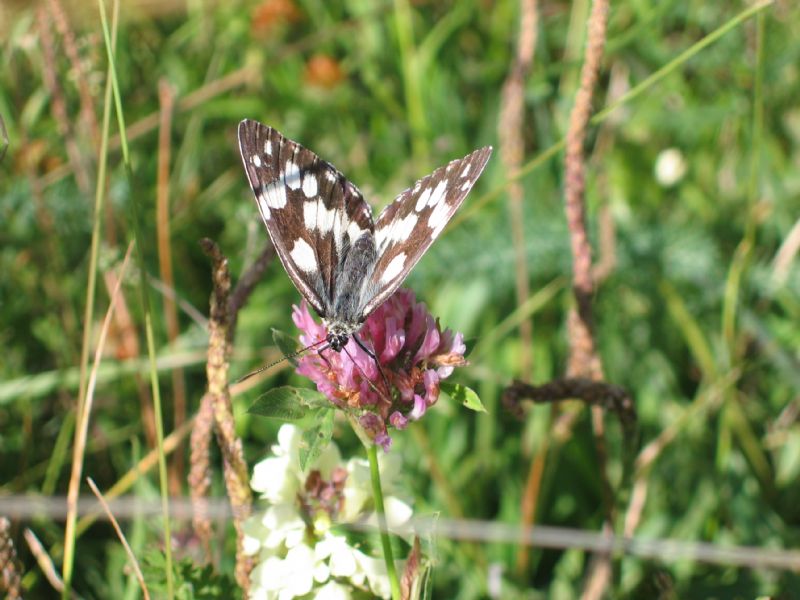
[37,6,93,197]
[155,79,188,497]
[189,237,275,569]
[63,244,134,589]
[47,0,100,147]
[496,0,545,574]
[498,0,539,380]
[199,238,254,593]
[24,528,70,597]
[188,392,215,562]
[559,0,614,597]
[0,517,23,599]
[86,478,150,600]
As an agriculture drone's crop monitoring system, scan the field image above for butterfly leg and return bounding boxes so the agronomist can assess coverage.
[353,334,392,396]
[316,344,334,370]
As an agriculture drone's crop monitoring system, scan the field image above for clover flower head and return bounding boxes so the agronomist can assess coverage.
[292,288,467,449]
[244,424,413,599]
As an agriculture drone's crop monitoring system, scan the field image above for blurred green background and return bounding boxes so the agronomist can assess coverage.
[1,0,799,597]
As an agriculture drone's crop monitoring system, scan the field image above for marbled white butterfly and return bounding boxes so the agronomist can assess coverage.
[238,119,492,353]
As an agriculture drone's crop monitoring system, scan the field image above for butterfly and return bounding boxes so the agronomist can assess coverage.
[237,119,492,354]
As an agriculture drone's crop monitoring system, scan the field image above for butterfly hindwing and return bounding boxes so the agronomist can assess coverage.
[237,119,374,318]
[359,146,493,316]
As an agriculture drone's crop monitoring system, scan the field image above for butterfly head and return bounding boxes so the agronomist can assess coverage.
[323,319,361,353]
[327,332,349,352]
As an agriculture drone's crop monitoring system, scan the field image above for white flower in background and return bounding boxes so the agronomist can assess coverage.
[244,424,413,599]
[654,147,688,187]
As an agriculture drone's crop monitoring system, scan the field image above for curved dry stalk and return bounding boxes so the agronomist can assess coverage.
[24,529,71,597]
[86,478,150,600]
[64,243,133,590]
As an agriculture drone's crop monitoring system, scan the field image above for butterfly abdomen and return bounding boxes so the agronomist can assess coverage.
[332,232,378,325]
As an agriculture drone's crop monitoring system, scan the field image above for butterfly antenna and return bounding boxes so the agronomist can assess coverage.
[235,338,327,384]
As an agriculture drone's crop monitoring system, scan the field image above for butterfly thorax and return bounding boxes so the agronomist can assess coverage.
[323,319,362,352]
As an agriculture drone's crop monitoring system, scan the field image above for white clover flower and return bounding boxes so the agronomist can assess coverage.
[654,147,688,187]
[245,424,413,599]
[249,542,321,600]
[316,581,352,600]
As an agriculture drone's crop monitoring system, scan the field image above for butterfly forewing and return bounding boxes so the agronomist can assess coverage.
[238,119,493,346]
[359,146,493,316]
[237,119,374,318]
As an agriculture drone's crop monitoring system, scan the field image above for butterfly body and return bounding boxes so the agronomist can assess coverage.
[238,119,492,352]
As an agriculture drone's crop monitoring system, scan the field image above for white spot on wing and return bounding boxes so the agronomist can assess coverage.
[252,155,262,167]
[317,205,335,234]
[347,221,365,245]
[428,196,451,237]
[256,194,271,220]
[290,239,317,273]
[333,209,345,249]
[415,186,432,211]
[285,160,301,190]
[460,163,471,177]
[262,181,287,209]
[427,180,448,207]
[303,201,336,234]
[325,171,337,182]
[394,212,417,240]
[461,180,471,191]
[376,212,417,251]
[264,140,272,155]
[302,173,318,198]
[381,252,407,283]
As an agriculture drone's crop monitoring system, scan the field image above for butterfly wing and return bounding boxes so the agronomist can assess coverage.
[359,146,493,316]
[238,119,375,318]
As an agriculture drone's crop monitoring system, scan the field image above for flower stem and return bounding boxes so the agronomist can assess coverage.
[366,443,402,600]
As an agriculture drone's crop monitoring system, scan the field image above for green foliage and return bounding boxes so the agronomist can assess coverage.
[299,408,335,471]
[440,381,486,413]
[142,551,237,599]
[248,385,330,420]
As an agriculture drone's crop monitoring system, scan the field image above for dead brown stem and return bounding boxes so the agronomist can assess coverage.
[47,0,100,148]
[198,238,254,594]
[504,377,636,428]
[188,392,215,563]
[498,0,539,381]
[498,0,543,575]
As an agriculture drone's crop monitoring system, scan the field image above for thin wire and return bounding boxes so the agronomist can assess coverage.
[3,495,798,571]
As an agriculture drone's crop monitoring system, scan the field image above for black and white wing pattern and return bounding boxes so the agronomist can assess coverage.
[238,118,492,351]
[359,147,492,316]
[237,119,374,319]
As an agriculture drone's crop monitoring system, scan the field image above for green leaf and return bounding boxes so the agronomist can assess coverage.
[248,386,329,420]
[440,381,486,413]
[272,328,300,366]
[299,408,335,471]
